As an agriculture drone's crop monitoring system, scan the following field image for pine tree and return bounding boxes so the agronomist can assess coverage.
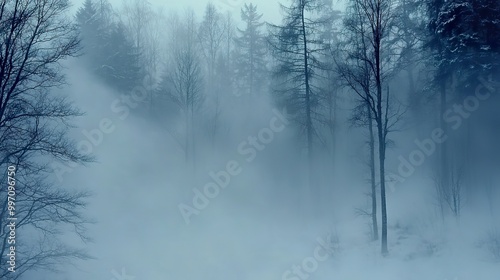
[76,0,104,69]
[76,0,142,92]
[234,3,267,96]
[436,0,500,87]
[104,22,143,92]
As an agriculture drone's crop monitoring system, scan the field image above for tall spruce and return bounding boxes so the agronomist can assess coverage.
[234,3,267,96]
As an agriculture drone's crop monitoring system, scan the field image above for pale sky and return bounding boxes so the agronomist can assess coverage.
[70,0,346,26]
[70,0,284,25]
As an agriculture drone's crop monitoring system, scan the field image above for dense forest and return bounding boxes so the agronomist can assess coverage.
[0,0,499,279]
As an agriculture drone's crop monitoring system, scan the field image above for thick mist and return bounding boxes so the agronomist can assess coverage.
[1,0,499,280]
[46,61,500,280]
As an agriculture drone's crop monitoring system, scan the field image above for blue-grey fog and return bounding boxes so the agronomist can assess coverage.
[0,0,499,280]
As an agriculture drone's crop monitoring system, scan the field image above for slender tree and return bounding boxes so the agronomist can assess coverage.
[339,0,402,255]
[337,7,379,240]
[159,10,204,168]
[234,3,267,97]
[198,3,226,148]
[268,0,330,198]
[122,0,151,52]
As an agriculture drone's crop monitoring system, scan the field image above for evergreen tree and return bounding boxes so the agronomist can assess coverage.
[436,0,500,88]
[76,0,142,92]
[104,22,143,92]
[234,3,267,96]
[76,0,105,69]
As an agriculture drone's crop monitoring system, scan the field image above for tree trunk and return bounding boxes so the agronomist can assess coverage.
[378,116,388,255]
[375,32,388,255]
[301,0,314,191]
[439,76,448,219]
[368,104,379,241]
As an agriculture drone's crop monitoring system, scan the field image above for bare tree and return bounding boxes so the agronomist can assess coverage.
[0,0,93,278]
[160,10,204,168]
[338,0,403,255]
[336,20,379,241]
[198,3,225,86]
[122,0,151,52]
[198,3,225,148]
[223,11,234,73]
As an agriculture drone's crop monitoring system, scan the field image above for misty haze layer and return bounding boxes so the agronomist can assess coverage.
[0,0,499,280]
